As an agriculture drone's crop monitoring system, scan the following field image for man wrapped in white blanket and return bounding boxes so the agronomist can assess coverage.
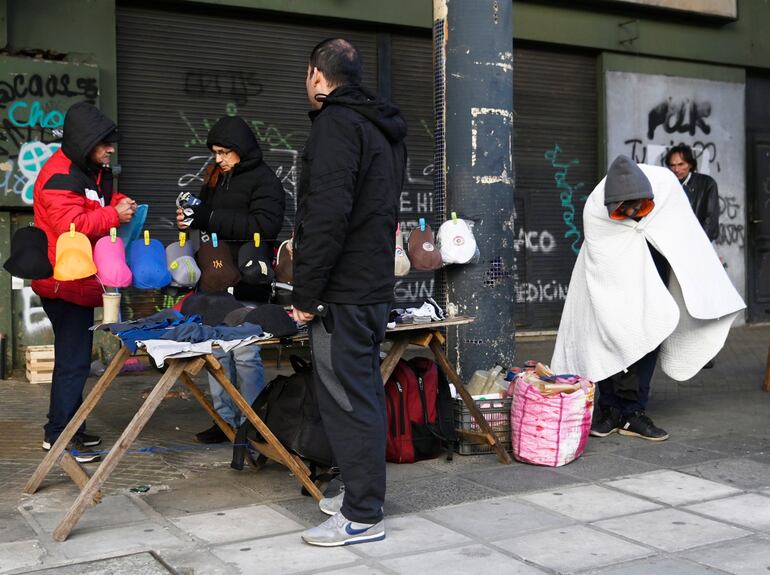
[551,155,744,441]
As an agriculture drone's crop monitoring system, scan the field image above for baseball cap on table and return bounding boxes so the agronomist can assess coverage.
[394,224,410,277]
[196,234,241,293]
[223,305,254,327]
[54,224,97,281]
[127,234,172,289]
[437,214,477,265]
[94,232,132,288]
[3,226,53,280]
[244,304,297,338]
[407,219,442,271]
[181,292,244,326]
[238,235,274,286]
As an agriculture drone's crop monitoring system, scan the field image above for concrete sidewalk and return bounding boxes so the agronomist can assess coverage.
[1,325,769,574]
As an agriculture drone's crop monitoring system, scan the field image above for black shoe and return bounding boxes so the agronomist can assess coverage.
[41,437,101,463]
[42,432,101,451]
[195,424,229,444]
[590,406,622,437]
[618,412,669,441]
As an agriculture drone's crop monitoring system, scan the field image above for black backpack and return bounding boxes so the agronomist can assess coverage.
[231,356,334,476]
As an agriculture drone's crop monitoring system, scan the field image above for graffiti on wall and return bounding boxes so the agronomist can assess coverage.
[0,65,98,207]
[605,71,746,306]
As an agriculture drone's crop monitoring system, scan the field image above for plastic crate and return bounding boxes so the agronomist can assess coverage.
[453,396,512,455]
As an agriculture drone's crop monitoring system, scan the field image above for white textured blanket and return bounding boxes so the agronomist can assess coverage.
[551,164,744,382]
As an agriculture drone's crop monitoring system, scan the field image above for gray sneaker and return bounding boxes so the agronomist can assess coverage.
[319,489,344,516]
[301,512,385,547]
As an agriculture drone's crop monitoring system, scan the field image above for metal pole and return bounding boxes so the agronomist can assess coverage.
[433,0,515,375]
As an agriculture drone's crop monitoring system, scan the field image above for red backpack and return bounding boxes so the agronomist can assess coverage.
[385,358,450,463]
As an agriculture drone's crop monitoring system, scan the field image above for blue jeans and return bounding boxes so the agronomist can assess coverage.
[41,298,94,443]
[207,345,265,428]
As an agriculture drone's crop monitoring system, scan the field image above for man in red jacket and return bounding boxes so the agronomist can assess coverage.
[32,102,136,463]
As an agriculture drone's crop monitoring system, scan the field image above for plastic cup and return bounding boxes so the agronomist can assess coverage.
[102,292,121,324]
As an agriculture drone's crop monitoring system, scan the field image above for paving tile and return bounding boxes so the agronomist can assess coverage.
[380,543,547,574]
[678,457,770,490]
[29,552,173,575]
[353,515,471,558]
[521,484,661,522]
[212,532,359,575]
[493,524,652,573]
[605,470,741,506]
[680,535,770,575]
[0,510,37,543]
[384,475,503,515]
[593,508,748,552]
[685,493,770,531]
[556,452,662,481]
[459,462,581,496]
[679,433,770,458]
[0,539,45,574]
[320,566,391,575]
[169,504,304,544]
[55,522,185,561]
[615,441,726,468]
[28,494,147,532]
[592,557,722,574]
[425,497,571,540]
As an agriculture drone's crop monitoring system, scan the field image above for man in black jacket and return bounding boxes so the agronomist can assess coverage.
[665,144,720,242]
[292,38,407,547]
[177,115,285,442]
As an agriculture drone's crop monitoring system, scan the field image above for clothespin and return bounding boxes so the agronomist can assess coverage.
[419,218,426,232]
[110,227,117,243]
[144,230,150,246]
[212,233,218,248]
[254,232,260,247]
[69,223,75,237]
[179,232,186,248]
[451,211,458,224]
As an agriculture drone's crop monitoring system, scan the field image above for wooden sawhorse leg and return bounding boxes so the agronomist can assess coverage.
[50,357,194,542]
[203,354,323,501]
[428,333,513,464]
[24,346,132,497]
[764,340,770,392]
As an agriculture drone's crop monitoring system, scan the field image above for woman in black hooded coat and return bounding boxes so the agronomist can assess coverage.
[177,115,285,443]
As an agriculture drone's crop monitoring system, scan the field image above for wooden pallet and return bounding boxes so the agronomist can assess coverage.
[26,345,54,384]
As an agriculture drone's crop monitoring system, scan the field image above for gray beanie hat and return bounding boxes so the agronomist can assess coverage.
[604,155,653,212]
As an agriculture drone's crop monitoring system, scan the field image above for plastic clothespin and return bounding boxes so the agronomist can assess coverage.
[179,232,186,248]
[144,230,150,246]
[451,211,458,224]
[254,232,260,247]
[69,223,75,237]
[110,227,117,243]
[212,233,218,248]
[419,217,426,232]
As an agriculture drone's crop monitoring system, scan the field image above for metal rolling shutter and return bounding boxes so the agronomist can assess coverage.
[115,3,377,318]
[512,45,598,330]
[390,32,442,306]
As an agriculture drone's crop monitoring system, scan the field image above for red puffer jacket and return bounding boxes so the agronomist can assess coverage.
[32,103,127,308]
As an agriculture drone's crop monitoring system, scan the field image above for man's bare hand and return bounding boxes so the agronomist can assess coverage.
[176,207,190,230]
[115,197,136,224]
[292,307,316,323]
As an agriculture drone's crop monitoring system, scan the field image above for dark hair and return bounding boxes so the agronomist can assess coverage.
[308,38,362,87]
[665,144,697,172]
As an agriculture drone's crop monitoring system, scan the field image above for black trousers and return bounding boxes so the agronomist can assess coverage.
[309,302,389,524]
[41,297,94,443]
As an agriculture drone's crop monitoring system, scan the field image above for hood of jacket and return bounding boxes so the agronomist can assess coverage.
[315,85,407,143]
[206,116,264,172]
[61,102,118,172]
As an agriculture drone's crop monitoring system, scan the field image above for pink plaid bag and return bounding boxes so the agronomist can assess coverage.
[509,373,594,467]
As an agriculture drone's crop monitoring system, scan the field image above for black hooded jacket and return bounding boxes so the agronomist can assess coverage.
[191,116,285,297]
[292,85,408,315]
[683,172,719,241]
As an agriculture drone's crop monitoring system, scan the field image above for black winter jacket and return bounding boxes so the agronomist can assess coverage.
[292,85,407,315]
[683,172,719,241]
[190,116,285,299]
